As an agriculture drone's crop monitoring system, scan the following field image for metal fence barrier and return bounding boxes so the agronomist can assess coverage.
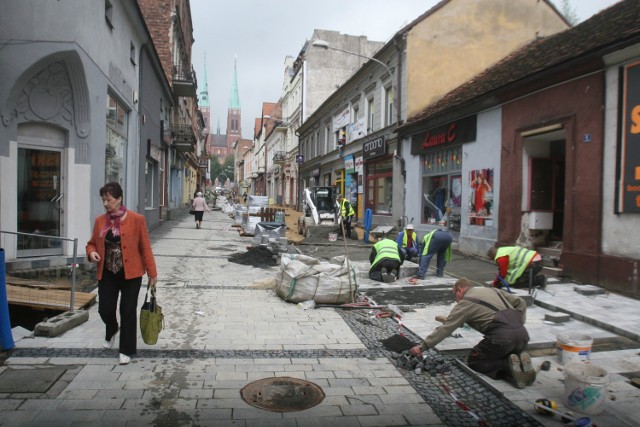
[0,230,79,311]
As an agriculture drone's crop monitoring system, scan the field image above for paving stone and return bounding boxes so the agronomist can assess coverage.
[545,312,571,323]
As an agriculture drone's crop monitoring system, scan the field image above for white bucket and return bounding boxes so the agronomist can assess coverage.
[328,233,337,242]
[557,333,593,364]
[564,363,609,415]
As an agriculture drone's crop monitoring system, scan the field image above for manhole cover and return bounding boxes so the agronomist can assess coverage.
[0,367,66,393]
[240,377,325,412]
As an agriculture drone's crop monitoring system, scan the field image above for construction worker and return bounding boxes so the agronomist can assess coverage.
[395,224,419,262]
[487,246,546,289]
[415,228,452,279]
[369,238,404,283]
[336,193,355,239]
[410,279,535,389]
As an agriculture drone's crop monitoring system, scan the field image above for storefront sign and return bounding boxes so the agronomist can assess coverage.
[344,155,355,173]
[619,61,640,213]
[410,115,477,155]
[363,136,386,160]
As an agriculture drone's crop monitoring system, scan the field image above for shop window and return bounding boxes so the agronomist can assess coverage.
[366,157,392,215]
[106,93,128,185]
[421,146,463,227]
[145,160,155,209]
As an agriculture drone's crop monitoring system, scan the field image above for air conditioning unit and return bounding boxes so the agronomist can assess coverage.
[529,211,553,230]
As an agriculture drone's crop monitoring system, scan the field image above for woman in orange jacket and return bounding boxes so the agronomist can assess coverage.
[86,182,157,365]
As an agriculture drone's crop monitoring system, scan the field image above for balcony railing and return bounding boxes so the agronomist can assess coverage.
[273,151,286,163]
[172,64,197,98]
[171,125,196,153]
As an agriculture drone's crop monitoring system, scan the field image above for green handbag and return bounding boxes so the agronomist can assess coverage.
[139,283,164,345]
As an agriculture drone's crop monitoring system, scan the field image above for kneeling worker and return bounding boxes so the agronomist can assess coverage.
[487,246,546,289]
[410,279,536,388]
[369,238,405,283]
[395,224,419,262]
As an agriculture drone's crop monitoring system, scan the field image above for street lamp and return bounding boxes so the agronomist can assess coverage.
[312,39,398,123]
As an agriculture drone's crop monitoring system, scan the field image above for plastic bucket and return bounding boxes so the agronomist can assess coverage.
[564,363,609,415]
[557,333,592,364]
[328,233,337,242]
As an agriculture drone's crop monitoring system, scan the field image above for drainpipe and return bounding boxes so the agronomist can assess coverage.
[394,34,407,225]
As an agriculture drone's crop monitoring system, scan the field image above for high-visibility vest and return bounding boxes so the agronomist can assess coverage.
[421,230,452,261]
[340,199,355,217]
[370,239,400,272]
[402,231,417,249]
[495,246,537,284]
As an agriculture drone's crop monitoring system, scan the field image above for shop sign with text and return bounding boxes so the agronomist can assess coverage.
[619,61,640,213]
[410,115,477,155]
[363,136,386,160]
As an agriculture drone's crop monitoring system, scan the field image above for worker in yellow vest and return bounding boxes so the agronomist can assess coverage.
[395,224,420,262]
[336,193,355,239]
[487,246,546,289]
[415,229,453,279]
[369,238,405,283]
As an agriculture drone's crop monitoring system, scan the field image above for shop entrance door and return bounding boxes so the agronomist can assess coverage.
[17,147,64,257]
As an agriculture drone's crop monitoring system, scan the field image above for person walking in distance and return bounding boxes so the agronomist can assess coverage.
[410,279,536,389]
[415,228,453,279]
[192,191,210,229]
[336,193,355,239]
[86,182,158,365]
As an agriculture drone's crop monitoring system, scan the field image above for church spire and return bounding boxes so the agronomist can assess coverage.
[198,52,209,107]
[228,56,240,109]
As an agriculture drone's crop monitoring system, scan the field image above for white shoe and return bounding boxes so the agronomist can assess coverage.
[103,331,118,349]
[119,353,131,365]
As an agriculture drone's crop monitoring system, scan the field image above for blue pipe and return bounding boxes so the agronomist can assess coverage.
[364,208,373,243]
[0,249,15,350]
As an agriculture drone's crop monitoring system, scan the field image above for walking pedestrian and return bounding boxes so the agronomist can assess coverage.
[410,278,535,388]
[192,191,210,229]
[415,228,452,279]
[86,182,157,365]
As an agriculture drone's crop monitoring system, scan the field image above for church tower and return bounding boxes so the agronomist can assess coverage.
[198,53,211,154]
[226,57,241,157]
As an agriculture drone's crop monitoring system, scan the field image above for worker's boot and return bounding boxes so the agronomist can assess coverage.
[389,269,398,282]
[381,268,390,283]
[506,354,527,389]
[519,352,536,386]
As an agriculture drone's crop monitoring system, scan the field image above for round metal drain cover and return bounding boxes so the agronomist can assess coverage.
[240,377,325,412]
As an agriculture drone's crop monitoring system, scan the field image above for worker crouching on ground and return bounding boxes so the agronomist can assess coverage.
[488,246,546,289]
[369,238,405,283]
[410,279,536,389]
[336,193,355,240]
[395,223,419,262]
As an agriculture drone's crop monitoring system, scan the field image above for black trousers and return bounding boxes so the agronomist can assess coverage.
[341,216,352,238]
[98,269,142,356]
[369,259,401,282]
[513,261,543,288]
[467,323,529,379]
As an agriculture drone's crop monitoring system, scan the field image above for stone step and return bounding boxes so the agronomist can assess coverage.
[542,266,564,278]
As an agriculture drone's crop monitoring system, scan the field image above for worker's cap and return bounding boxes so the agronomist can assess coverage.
[406,224,414,229]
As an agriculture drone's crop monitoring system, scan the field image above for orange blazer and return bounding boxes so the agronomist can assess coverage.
[86,210,158,281]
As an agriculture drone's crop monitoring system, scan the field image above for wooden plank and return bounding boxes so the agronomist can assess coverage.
[6,285,96,311]
[6,276,71,290]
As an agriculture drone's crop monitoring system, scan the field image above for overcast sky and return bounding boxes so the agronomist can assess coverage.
[190,0,621,141]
